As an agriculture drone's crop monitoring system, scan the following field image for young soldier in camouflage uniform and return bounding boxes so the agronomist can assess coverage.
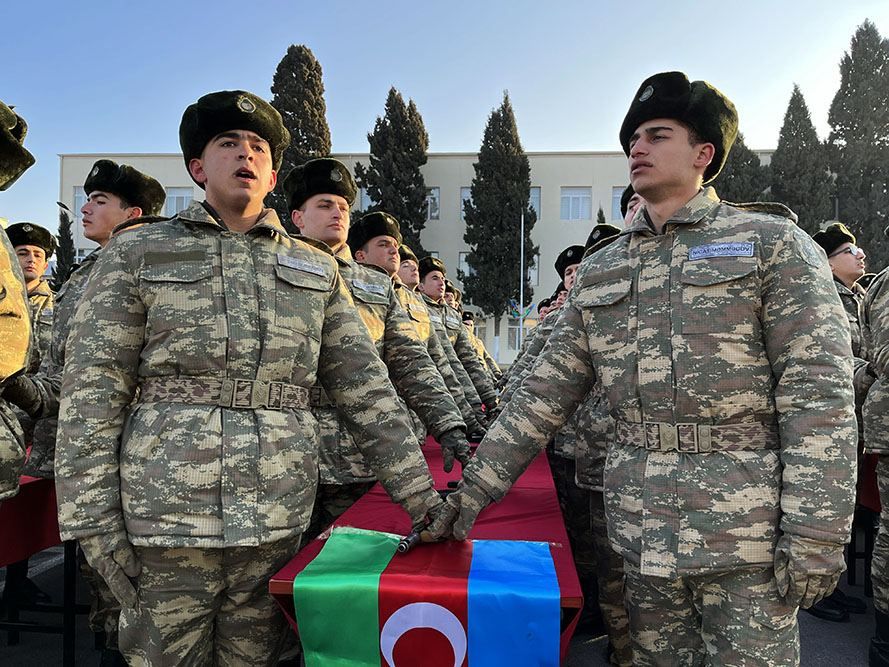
[425,71,857,667]
[462,311,501,384]
[55,90,444,666]
[7,222,55,369]
[397,246,486,436]
[283,160,467,536]
[0,100,35,503]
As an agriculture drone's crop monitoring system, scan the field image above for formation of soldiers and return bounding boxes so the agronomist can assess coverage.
[0,67,885,666]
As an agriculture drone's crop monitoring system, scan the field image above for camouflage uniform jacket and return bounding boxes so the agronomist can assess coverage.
[420,294,483,408]
[501,311,557,405]
[55,201,435,548]
[862,269,889,455]
[835,277,866,361]
[0,228,31,500]
[465,188,857,578]
[393,282,478,427]
[468,330,501,383]
[26,279,54,373]
[315,247,464,484]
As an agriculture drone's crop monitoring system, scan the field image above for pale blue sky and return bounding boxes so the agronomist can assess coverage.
[3,0,888,230]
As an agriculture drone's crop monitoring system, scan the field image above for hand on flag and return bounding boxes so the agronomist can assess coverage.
[419,482,492,542]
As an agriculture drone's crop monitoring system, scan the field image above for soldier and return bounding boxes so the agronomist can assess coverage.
[462,311,501,383]
[425,71,856,667]
[418,256,499,420]
[55,90,444,665]
[620,184,644,227]
[0,100,35,504]
[282,162,467,534]
[7,222,55,370]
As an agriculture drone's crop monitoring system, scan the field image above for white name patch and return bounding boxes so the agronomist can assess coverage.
[688,242,754,260]
[277,254,326,276]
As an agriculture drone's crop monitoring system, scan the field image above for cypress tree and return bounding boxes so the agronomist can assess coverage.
[770,85,833,235]
[354,88,431,255]
[51,203,76,290]
[711,132,770,203]
[827,20,889,267]
[266,45,332,232]
[462,93,538,338]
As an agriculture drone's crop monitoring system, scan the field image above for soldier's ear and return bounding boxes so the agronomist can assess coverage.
[126,206,144,220]
[188,158,208,186]
[694,142,716,171]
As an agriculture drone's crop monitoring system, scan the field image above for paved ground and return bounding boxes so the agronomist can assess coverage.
[0,543,875,665]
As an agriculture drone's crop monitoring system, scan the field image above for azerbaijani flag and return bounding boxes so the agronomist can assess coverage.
[293,528,561,667]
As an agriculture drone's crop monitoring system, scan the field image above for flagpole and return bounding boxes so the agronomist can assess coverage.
[518,210,525,347]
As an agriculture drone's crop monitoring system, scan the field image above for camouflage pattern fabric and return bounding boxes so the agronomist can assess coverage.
[0,228,30,501]
[421,293,483,409]
[863,269,889,456]
[835,277,866,360]
[463,187,857,579]
[591,491,631,667]
[874,457,889,614]
[441,302,498,405]
[500,312,555,405]
[624,560,798,666]
[25,279,53,373]
[302,481,376,544]
[22,251,101,478]
[78,549,121,647]
[467,329,501,383]
[395,283,478,429]
[313,246,463,485]
[55,201,436,549]
[118,535,300,666]
[574,383,611,492]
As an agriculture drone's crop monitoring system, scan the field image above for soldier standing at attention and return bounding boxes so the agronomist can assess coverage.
[55,90,444,666]
[424,71,856,667]
[0,100,35,503]
[283,161,467,535]
[7,223,55,370]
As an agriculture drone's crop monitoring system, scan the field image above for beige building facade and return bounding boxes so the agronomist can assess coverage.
[59,150,771,364]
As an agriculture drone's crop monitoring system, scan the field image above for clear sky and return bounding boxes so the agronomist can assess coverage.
[3,0,888,230]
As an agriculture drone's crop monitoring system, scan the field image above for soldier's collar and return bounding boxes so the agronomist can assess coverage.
[28,278,53,297]
[357,261,392,278]
[177,201,290,239]
[624,187,719,234]
[333,243,354,268]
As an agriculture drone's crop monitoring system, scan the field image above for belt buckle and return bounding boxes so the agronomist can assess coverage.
[676,423,698,453]
[232,379,256,409]
[643,422,661,451]
[267,381,284,409]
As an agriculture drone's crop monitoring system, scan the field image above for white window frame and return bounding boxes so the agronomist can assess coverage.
[529,186,541,218]
[611,185,627,221]
[560,186,592,221]
[165,187,194,218]
[425,187,440,221]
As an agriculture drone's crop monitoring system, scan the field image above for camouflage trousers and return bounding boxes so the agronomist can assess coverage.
[547,450,598,620]
[873,457,889,614]
[624,561,798,666]
[591,491,632,667]
[119,536,300,667]
[302,481,376,545]
[78,549,120,647]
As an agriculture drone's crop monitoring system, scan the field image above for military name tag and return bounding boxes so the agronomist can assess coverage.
[429,314,443,324]
[688,242,754,261]
[446,317,461,327]
[277,254,326,277]
[351,279,386,296]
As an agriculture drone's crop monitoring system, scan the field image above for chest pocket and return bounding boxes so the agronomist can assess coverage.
[350,280,389,343]
[274,264,331,339]
[680,258,759,334]
[575,268,632,352]
[141,261,216,332]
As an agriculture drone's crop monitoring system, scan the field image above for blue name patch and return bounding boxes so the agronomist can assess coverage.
[688,242,754,260]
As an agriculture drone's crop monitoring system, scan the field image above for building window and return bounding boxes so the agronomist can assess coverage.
[425,187,440,220]
[460,187,472,221]
[507,317,534,351]
[529,186,541,218]
[458,251,474,277]
[165,187,194,217]
[560,187,591,221]
[611,185,627,221]
[526,253,540,286]
[427,250,439,259]
[73,186,86,226]
[359,187,374,211]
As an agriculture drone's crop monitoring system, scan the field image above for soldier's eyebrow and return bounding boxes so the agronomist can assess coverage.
[212,131,242,142]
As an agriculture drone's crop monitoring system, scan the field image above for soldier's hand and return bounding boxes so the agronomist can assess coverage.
[78,532,141,609]
[473,405,489,428]
[402,488,446,533]
[2,375,41,416]
[446,482,493,541]
[773,534,845,609]
[438,428,472,473]
[483,398,499,420]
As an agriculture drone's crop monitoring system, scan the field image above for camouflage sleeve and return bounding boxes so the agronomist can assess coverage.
[482,345,501,380]
[867,274,889,379]
[317,275,435,503]
[501,322,550,404]
[55,241,144,540]
[425,325,475,422]
[463,300,596,500]
[0,229,31,381]
[452,323,498,404]
[763,225,857,545]
[438,327,482,407]
[382,295,465,438]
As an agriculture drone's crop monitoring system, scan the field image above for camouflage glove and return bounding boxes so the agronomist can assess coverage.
[78,532,141,609]
[402,488,446,533]
[2,375,41,416]
[773,533,845,609]
[473,405,489,429]
[423,481,493,541]
[438,428,472,473]
[853,362,877,409]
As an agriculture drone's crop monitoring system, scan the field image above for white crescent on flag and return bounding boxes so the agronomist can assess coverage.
[379,602,467,667]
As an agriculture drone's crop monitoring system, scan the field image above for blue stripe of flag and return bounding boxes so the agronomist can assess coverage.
[467,540,560,666]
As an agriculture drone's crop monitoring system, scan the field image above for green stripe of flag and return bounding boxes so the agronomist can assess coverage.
[294,529,399,666]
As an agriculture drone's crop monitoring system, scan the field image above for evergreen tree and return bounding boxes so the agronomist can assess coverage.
[711,132,770,202]
[827,20,889,268]
[51,203,76,290]
[770,85,834,235]
[354,88,431,255]
[462,93,538,337]
[266,45,332,232]
[596,206,606,225]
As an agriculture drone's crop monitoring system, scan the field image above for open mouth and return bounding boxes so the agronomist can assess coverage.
[235,168,257,181]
